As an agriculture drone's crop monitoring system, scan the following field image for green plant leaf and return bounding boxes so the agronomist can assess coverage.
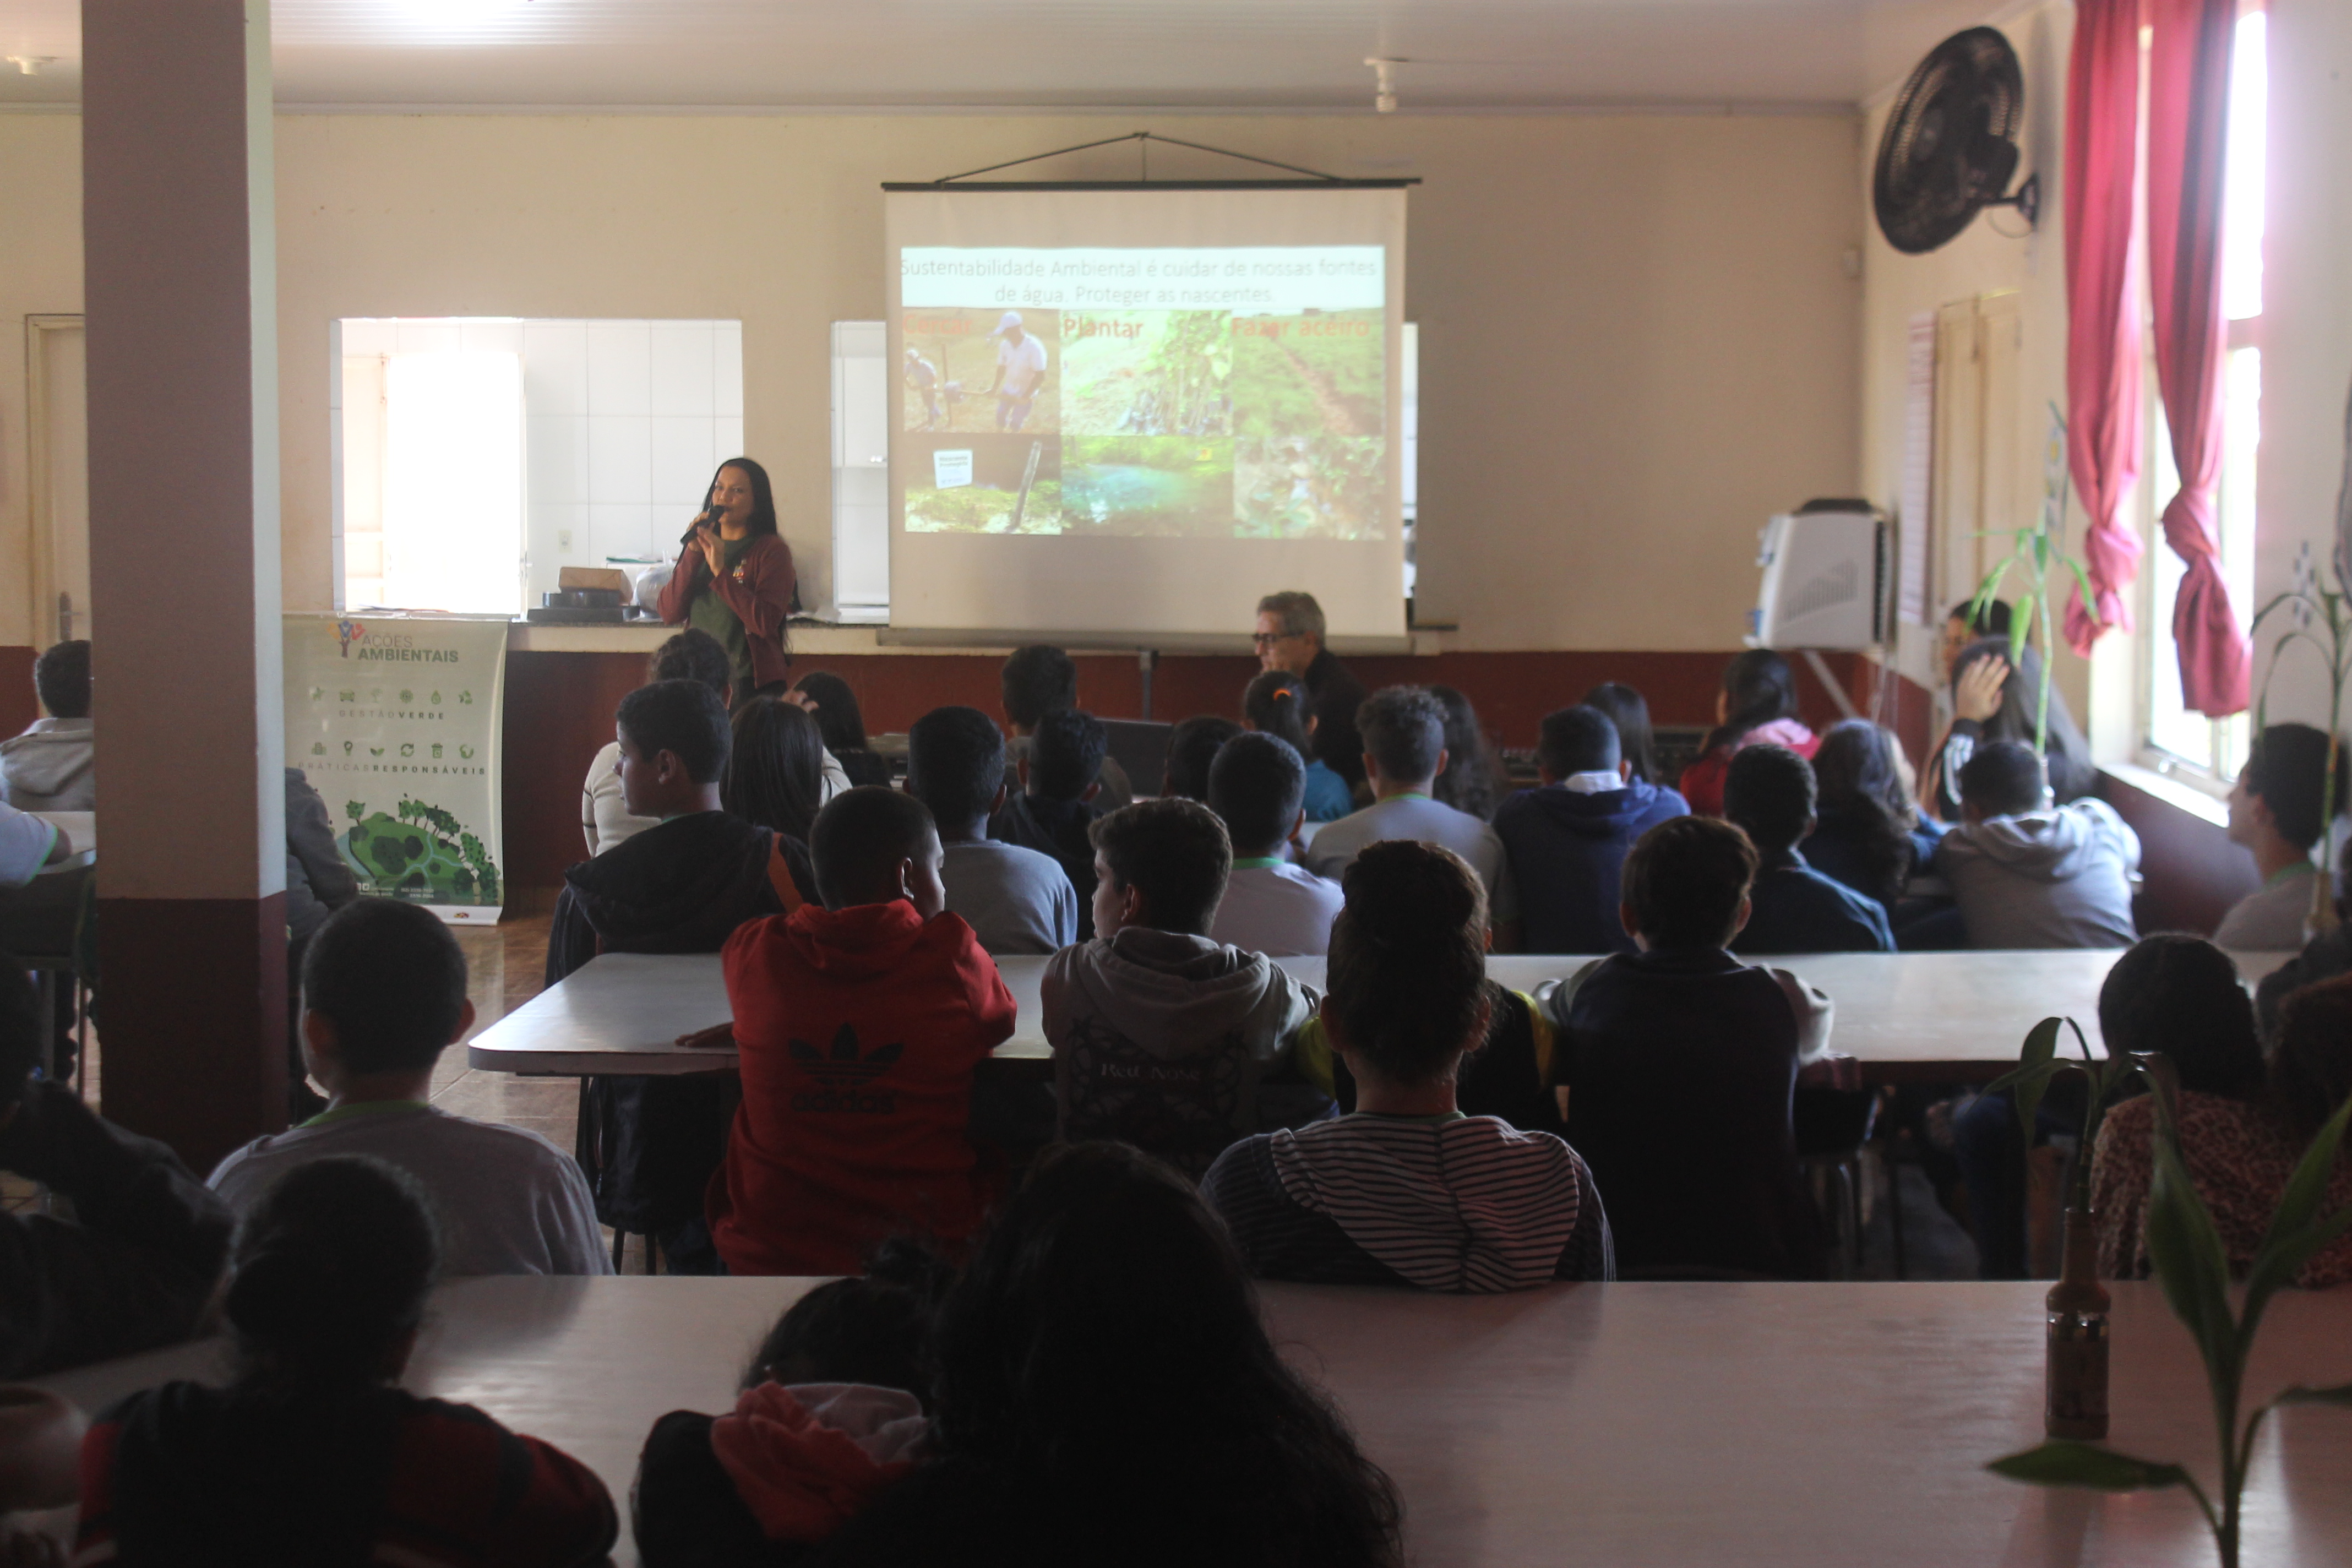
[2147,1130,2239,1387]
[1990,1019,2066,1139]
[1987,1442,2192,1491]
[2272,1380,2352,1408]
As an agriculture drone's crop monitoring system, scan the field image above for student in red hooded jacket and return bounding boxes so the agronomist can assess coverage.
[710,788,1017,1277]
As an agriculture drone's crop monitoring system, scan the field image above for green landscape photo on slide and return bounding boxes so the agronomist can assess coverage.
[1229,308,1384,439]
[1060,309,1232,438]
[1060,435,1234,537]
[1234,435,1388,541]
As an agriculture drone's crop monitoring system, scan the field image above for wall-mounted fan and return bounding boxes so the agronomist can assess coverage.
[1874,27,2040,255]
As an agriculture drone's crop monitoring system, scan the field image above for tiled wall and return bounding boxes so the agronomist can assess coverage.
[520,319,744,599]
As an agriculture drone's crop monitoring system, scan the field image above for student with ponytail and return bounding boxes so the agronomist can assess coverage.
[1242,669,1354,822]
[1203,840,1613,1291]
[75,1157,617,1567]
[1676,650,1819,818]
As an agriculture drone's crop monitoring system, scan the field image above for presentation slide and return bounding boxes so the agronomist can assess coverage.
[886,188,1407,647]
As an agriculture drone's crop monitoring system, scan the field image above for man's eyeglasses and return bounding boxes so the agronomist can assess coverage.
[1251,631,1300,649]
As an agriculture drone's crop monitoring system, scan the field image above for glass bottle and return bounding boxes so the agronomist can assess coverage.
[2045,1210,2111,1440]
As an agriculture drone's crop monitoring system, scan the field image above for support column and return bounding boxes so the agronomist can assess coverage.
[83,0,286,1169]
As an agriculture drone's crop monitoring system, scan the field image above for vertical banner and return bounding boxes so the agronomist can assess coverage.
[283,613,507,924]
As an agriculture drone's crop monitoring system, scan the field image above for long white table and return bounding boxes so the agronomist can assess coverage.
[29,1277,2352,1567]
[467,948,2294,1084]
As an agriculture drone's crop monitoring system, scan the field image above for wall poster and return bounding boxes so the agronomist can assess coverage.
[284,613,507,924]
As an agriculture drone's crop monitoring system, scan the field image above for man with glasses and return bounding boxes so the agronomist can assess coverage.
[1253,591,1368,794]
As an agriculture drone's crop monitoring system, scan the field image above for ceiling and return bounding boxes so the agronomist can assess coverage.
[0,0,2018,112]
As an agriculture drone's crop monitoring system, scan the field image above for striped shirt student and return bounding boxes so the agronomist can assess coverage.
[1205,839,1613,1292]
[1204,1111,1611,1290]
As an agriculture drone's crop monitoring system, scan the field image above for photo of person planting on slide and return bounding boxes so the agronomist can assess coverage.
[900,309,1061,435]
[990,312,1051,431]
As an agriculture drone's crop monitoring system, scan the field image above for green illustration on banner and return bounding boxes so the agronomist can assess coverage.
[284,613,509,919]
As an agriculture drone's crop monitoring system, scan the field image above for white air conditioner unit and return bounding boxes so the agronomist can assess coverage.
[1747,503,1887,651]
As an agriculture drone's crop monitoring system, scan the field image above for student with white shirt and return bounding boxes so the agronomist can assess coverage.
[2214,723,2343,950]
[1206,731,1344,957]
[582,629,845,857]
[210,899,610,1277]
[1304,685,1520,948]
[907,705,1076,955]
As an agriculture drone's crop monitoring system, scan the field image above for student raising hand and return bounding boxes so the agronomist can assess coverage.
[1954,653,2010,723]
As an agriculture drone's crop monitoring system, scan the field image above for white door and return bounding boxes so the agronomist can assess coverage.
[29,315,90,644]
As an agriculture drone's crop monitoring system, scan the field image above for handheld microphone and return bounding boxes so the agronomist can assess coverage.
[680,503,721,548]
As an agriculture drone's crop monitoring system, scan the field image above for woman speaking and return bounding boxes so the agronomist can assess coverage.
[656,457,796,703]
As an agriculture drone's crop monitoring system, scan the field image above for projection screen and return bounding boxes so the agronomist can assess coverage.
[884,184,1409,649]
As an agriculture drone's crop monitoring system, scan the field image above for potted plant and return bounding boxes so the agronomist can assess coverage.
[1985,1058,2352,1567]
[1966,404,2099,757]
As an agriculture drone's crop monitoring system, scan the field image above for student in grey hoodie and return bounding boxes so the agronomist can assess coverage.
[1936,741,2141,949]
[1,640,94,812]
[1043,797,1326,1178]
[1202,840,1612,1290]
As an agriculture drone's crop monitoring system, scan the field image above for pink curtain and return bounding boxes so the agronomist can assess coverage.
[2061,0,2253,714]
[2146,0,2252,714]
[2062,0,2145,656]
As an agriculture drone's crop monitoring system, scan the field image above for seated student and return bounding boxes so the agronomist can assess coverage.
[1161,714,1243,801]
[583,629,729,857]
[75,1157,617,1567]
[1936,741,2140,949]
[0,954,232,1378]
[1494,704,1685,955]
[1676,650,1819,818]
[1929,637,2097,823]
[209,900,609,1277]
[2255,839,2352,1041]
[1304,687,1521,946]
[1722,745,1894,954]
[634,1244,946,1567]
[791,671,894,789]
[282,765,362,1118]
[1546,816,1831,1278]
[1429,685,1507,823]
[1205,732,1345,958]
[1581,682,1669,787]
[989,708,1109,937]
[1044,798,1324,1177]
[907,706,1075,956]
[710,787,1017,1277]
[724,694,829,845]
[1,640,94,811]
[1204,841,1611,1291]
[1952,932,2261,1278]
[0,801,70,890]
[2215,722,2342,950]
[1242,669,1353,821]
[2091,949,2351,1287]
[549,679,806,1271]
[1000,644,1134,810]
[1801,718,1941,912]
[809,1142,1403,1568]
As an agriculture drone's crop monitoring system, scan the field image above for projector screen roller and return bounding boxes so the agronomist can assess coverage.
[885,186,1408,649]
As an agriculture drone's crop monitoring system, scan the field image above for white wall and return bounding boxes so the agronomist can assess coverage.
[1855,1,2093,725]
[0,109,1863,654]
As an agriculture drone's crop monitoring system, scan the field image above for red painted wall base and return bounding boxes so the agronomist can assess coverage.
[94,893,289,1170]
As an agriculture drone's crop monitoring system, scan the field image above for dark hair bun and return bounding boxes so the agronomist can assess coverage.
[226,1156,439,1379]
[1341,841,1485,948]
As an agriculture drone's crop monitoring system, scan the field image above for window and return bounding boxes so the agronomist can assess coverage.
[335,317,744,613]
[2139,8,2263,785]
